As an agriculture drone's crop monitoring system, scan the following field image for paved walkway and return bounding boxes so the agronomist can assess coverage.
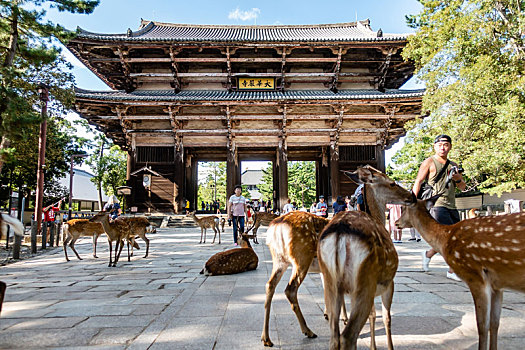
[1,225,524,349]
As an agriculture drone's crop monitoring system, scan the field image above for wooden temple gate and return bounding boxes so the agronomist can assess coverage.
[68,19,423,213]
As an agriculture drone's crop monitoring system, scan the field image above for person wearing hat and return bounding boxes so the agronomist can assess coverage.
[315,195,328,218]
[413,134,467,281]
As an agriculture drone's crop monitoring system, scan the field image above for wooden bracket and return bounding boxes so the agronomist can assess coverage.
[169,47,182,93]
[116,47,134,92]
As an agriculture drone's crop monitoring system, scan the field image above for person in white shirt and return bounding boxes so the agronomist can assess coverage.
[228,185,247,246]
[282,199,294,214]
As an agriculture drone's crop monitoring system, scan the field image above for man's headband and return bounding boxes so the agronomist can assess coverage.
[434,134,452,144]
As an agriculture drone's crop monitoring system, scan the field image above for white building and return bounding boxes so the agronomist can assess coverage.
[58,168,109,211]
[241,169,263,200]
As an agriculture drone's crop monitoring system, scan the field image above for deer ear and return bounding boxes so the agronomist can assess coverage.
[342,167,373,184]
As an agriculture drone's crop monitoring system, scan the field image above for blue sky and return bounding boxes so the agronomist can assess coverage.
[46,0,424,169]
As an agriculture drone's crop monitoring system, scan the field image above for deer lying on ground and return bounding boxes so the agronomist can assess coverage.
[63,219,104,261]
[186,211,220,244]
[396,193,525,350]
[315,166,413,350]
[200,233,258,275]
[0,214,24,314]
[246,211,278,244]
[89,212,132,267]
[120,216,152,259]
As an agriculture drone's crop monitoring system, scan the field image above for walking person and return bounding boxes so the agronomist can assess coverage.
[386,203,403,243]
[408,228,422,242]
[103,195,122,220]
[413,134,466,281]
[332,196,346,215]
[315,195,328,218]
[282,199,294,214]
[227,185,247,246]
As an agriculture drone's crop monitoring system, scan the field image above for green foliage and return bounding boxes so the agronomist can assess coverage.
[287,161,316,208]
[197,162,227,210]
[0,116,86,205]
[0,0,99,169]
[86,144,127,201]
[402,0,525,195]
[257,162,274,203]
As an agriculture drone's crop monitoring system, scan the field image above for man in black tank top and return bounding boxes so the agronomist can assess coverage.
[412,135,466,281]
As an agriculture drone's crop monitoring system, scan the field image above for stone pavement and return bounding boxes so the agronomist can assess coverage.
[1,225,525,349]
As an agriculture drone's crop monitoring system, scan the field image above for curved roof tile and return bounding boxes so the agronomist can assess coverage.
[75,89,424,102]
[76,20,409,43]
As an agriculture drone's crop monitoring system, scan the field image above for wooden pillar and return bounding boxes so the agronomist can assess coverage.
[226,152,240,202]
[184,152,196,211]
[126,150,135,211]
[330,148,340,203]
[272,159,279,212]
[174,154,184,213]
[316,147,330,200]
[277,148,288,211]
[376,145,386,172]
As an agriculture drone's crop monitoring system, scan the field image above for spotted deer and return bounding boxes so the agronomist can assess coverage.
[261,211,331,347]
[316,166,414,350]
[120,216,153,258]
[186,211,220,244]
[246,211,279,244]
[63,219,105,261]
[220,217,226,232]
[89,212,132,267]
[396,193,525,350]
[200,233,258,275]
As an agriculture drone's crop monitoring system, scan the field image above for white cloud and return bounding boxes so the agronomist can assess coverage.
[228,7,260,22]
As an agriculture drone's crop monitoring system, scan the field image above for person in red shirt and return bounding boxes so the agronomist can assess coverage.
[43,199,62,244]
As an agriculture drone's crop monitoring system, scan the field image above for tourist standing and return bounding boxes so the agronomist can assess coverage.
[332,196,346,215]
[413,134,466,281]
[282,199,294,214]
[228,185,247,246]
[315,195,328,218]
[103,195,122,220]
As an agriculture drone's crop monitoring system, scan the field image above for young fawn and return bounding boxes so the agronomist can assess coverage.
[187,211,220,244]
[200,233,258,275]
[396,193,525,350]
[63,219,104,261]
[317,166,413,350]
[89,212,132,267]
[120,216,152,258]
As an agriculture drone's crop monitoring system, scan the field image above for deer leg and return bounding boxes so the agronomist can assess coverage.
[93,234,99,258]
[108,239,114,267]
[489,289,503,350]
[114,239,125,266]
[321,273,349,324]
[381,281,395,350]
[262,260,289,347]
[469,281,491,350]
[369,305,377,350]
[127,240,131,262]
[285,265,317,339]
[212,226,218,244]
[63,235,72,261]
[253,223,260,244]
[140,233,150,258]
[340,279,376,350]
[69,237,83,261]
[325,284,342,350]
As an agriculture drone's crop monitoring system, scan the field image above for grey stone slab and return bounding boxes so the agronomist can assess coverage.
[132,304,167,316]
[77,315,156,328]
[132,295,175,305]
[89,326,145,346]
[392,291,447,304]
[0,327,100,349]
[45,305,138,318]
[6,316,87,330]
[148,316,222,350]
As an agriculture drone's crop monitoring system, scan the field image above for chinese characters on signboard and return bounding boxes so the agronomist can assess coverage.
[237,77,276,90]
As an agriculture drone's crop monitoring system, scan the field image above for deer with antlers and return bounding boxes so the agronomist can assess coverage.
[396,193,525,350]
[186,211,220,244]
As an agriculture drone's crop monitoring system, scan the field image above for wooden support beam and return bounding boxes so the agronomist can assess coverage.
[226,47,233,91]
[376,48,395,92]
[90,57,405,64]
[169,47,182,92]
[280,48,287,91]
[167,106,183,156]
[116,47,134,91]
[129,72,379,78]
[330,47,343,92]
[115,106,131,149]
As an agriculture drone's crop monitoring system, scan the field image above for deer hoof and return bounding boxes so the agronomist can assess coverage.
[262,338,274,347]
[305,331,317,339]
[93,255,98,258]
[324,313,329,320]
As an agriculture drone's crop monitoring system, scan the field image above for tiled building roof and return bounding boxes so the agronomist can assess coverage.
[75,89,424,102]
[76,19,408,43]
